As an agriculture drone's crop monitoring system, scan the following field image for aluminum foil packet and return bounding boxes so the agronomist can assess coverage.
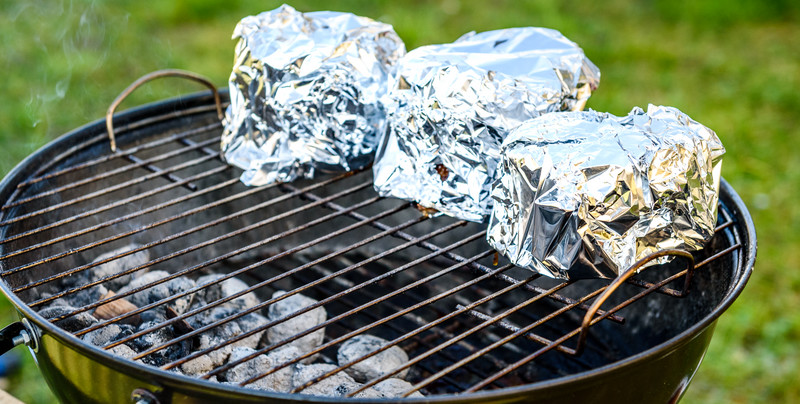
[373,27,600,222]
[487,105,725,280]
[221,5,405,185]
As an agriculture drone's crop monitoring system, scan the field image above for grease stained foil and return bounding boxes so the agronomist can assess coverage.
[487,105,725,280]
[221,5,405,185]
[373,27,600,222]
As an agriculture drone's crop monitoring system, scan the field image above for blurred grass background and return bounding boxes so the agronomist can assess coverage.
[0,0,797,402]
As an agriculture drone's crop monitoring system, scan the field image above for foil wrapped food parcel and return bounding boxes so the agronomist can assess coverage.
[221,5,405,186]
[487,105,725,280]
[373,27,600,222]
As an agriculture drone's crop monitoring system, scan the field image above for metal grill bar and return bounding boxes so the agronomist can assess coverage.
[0,165,231,248]
[8,172,347,285]
[346,280,597,397]
[11,122,221,192]
[463,263,699,394]
[456,244,742,394]
[176,137,218,157]
[161,232,489,372]
[286,273,474,393]
[230,250,504,388]
[468,263,625,323]
[621,205,736,296]
[286,265,510,390]
[376,287,513,372]
[511,301,617,362]
[0,153,218,227]
[3,136,218,212]
[92,199,415,343]
[118,148,199,192]
[459,306,578,355]
[30,177,372,314]
[285,184,626,325]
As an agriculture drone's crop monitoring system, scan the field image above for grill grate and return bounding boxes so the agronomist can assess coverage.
[0,103,743,398]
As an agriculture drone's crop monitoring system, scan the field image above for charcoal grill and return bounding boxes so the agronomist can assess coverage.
[0,73,755,404]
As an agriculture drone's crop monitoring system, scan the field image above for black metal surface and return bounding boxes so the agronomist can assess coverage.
[0,90,756,403]
[0,321,25,356]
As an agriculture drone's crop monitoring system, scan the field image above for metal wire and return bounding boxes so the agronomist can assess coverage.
[0,153,219,228]
[6,137,218,209]
[286,264,511,390]
[164,232,489,373]
[231,250,506,388]
[10,122,221,192]
[28,177,370,311]
[94,199,413,344]
[284,185,626,324]
[0,165,232,249]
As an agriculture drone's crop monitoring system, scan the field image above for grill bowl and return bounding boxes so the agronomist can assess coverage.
[0,91,755,403]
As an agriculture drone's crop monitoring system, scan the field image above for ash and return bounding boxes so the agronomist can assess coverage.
[38,248,424,398]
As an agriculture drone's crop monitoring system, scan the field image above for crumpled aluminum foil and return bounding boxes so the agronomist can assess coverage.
[373,27,600,222]
[487,105,725,280]
[221,5,405,185]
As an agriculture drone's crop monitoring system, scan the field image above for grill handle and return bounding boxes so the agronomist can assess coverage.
[105,69,224,152]
[575,249,696,355]
[0,319,37,355]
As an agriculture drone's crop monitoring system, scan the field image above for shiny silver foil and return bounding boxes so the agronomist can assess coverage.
[373,27,600,222]
[487,105,725,280]
[221,5,405,185]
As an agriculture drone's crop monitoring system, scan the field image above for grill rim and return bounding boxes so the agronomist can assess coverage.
[0,91,756,402]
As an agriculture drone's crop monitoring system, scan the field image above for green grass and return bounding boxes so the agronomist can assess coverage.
[1,0,798,402]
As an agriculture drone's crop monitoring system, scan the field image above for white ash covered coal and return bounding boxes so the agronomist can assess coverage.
[117,270,196,316]
[196,274,259,310]
[180,352,216,377]
[373,378,425,398]
[291,363,418,398]
[82,323,134,347]
[337,334,409,382]
[130,320,188,367]
[108,344,143,363]
[223,345,300,392]
[39,305,98,332]
[292,363,369,398]
[266,290,327,362]
[59,245,149,294]
[181,306,269,375]
[39,262,424,397]
[88,245,150,291]
[51,286,109,312]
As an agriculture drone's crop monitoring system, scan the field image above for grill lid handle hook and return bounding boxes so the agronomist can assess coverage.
[574,249,696,355]
[105,69,224,152]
